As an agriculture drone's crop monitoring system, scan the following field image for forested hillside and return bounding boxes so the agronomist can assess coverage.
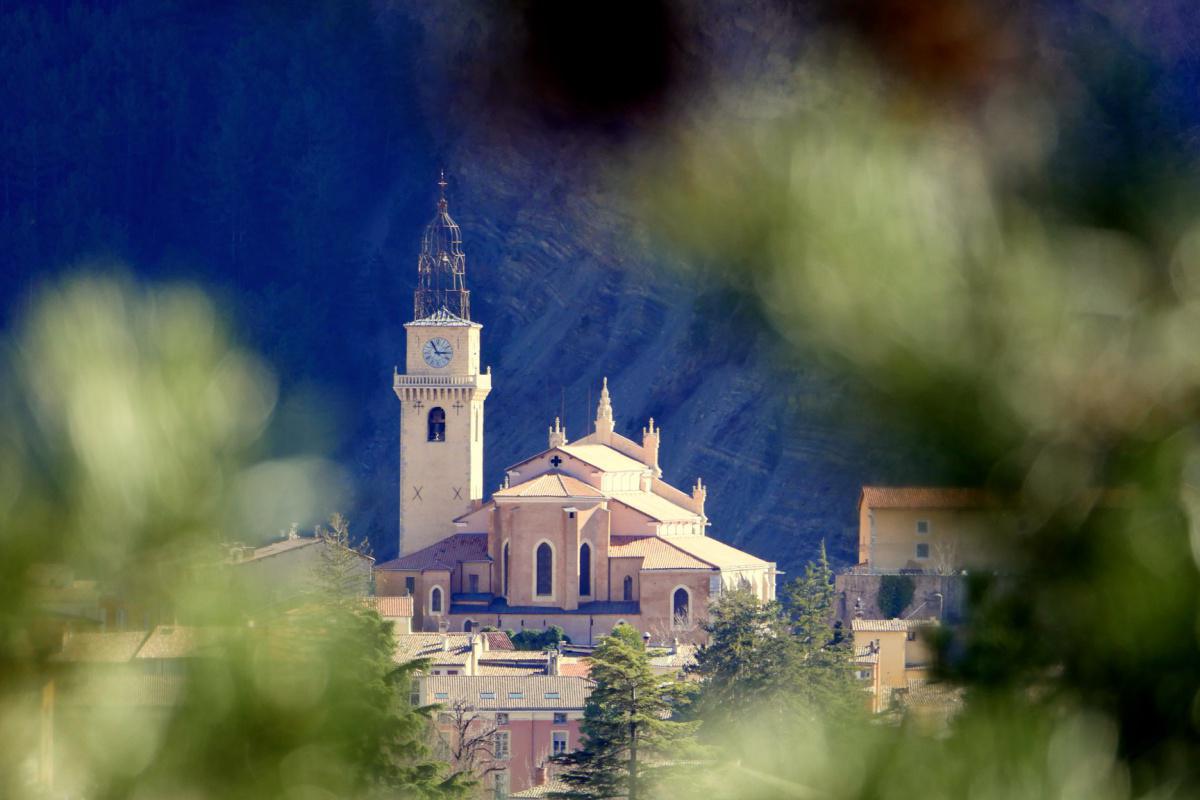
[0,1,948,572]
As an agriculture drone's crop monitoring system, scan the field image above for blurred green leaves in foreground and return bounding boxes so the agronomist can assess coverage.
[635,47,1200,797]
[0,276,466,799]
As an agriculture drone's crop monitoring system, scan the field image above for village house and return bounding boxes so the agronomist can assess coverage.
[851,617,938,714]
[421,674,592,798]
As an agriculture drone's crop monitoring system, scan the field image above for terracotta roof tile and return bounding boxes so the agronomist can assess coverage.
[608,491,700,522]
[484,631,514,650]
[364,595,414,617]
[609,536,712,570]
[666,535,773,570]
[859,486,993,511]
[393,633,475,665]
[376,533,490,572]
[558,443,648,473]
[494,473,605,498]
[512,777,572,797]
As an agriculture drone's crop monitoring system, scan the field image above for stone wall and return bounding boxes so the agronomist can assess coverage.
[834,573,970,625]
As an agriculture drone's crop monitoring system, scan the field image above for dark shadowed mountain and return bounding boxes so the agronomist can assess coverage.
[7,1,1187,574]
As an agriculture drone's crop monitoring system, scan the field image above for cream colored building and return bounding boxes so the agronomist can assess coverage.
[856,486,1012,574]
[852,618,937,713]
[380,181,777,645]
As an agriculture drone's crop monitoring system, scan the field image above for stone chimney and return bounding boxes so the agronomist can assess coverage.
[692,478,707,521]
[594,377,614,441]
[548,417,567,449]
[641,418,662,477]
[533,765,548,787]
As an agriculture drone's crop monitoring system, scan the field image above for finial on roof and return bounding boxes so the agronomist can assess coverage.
[595,376,615,437]
[549,416,567,449]
[437,169,448,209]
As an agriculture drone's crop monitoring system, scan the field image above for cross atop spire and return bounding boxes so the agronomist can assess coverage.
[595,377,615,437]
[437,169,448,210]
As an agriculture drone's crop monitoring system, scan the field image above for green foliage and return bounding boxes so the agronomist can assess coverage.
[552,624,701,800]
[877,574,916,619]
[509,625,570,651]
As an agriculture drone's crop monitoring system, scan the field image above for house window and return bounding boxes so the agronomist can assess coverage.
[405,576,416,596]
[494,770,509,800]
[536,543,553,596]
[552,731,569,755]
[469,574,480,593]
[481,691,496,700]
[493,731,510,760]
[623,575,633,601]
[916,519,929,534]
[428,407,446,441]
[672,587,690,625]
[496,713,509,725]
[410,688,420,706]
[447,670,458,676]
[916,543,930,559]
[508,692,524,699]
[431,586,443,613]
[544,692,560,699]
[579,542,592,596]
[434,692,449,699]
[553,712,567,724]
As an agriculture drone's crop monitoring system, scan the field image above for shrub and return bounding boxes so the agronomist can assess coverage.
[878,575,916,618]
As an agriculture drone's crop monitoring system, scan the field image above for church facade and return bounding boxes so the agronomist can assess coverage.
[376,179,778,645]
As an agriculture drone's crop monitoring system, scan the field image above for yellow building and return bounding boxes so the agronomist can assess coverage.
[851,618,937,713]
[856,486,1011,574]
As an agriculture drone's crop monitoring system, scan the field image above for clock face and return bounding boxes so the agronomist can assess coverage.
[422,337,453,368]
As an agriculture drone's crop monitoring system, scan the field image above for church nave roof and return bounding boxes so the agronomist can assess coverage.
[377,532,490,572]
[493,472,605,499]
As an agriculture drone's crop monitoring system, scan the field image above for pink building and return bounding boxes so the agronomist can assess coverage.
[422,675,592,797]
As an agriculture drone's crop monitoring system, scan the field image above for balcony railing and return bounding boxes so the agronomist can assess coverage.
[393,373,490,388]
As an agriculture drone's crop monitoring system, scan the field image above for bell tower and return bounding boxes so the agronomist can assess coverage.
[394,173,491,556]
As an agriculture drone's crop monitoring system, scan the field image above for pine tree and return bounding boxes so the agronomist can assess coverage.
[552,624,700,800]
[687,585,792,722]
[781,541,862,720]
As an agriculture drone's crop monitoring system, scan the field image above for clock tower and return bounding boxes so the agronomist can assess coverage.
[393,174,491,556]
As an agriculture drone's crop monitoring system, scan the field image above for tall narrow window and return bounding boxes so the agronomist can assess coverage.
[673,587,689,624]
[469,574,479,593]
[536,543,552,596]
[502,542,510,597]
[579,542,591,596]
[427,407,446,441]
[430,586,443,614]
[623,575,633,601]
[405,576,415,596]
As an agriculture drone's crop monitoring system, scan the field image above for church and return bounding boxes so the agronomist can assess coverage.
[375,178,778,645]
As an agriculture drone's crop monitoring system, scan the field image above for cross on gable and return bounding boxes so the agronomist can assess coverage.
[412,399,425,411]
[452,400,464,412]
[550,455,563,468]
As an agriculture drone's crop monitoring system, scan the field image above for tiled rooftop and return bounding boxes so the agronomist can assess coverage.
[363,595,414,617]
[135,625,229,659]
[859,486,993,511]
[851,618,939,632]
[53,631,149,663]
[608,490,700,522]
[609,535,711,570]
[558,443,648,473]
[422,675,593,710]
[494,473,605,498]
[376,533,490,572]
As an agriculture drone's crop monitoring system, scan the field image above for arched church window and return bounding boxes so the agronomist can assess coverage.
[672,587,689,624]
[623,575,634,602]
[579,543,592,596]
[463,619,474,633]
[431,586,443,614]
[536,543,553,597]
[427,407,446,441]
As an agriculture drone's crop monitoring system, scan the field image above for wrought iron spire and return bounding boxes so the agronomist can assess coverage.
[414,171,470,321]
